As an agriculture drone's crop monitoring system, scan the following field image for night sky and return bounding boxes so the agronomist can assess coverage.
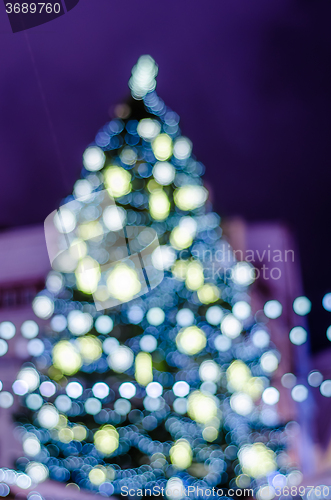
[0,0,330,352]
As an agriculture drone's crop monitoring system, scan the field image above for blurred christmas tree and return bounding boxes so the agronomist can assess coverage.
[15,56,288,498]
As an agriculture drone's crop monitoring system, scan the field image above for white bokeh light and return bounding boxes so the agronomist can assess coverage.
[262,387,280,405]
[146,382,163,398]
[289,326,307,345]
[206,305,223,326]
[232,262,255,286]
[152,161,175,185]
[214,334,232,352]
[176,309,194,327]
[221,314,242,339]
[0,321,16,339]
[21,321,39,339]
[232,301,251,321]
[264,300,282,319]
[291,385,308,402]
[32,296,54,320]
[173,381,190,397]
[320,380,331,397]
[119,382,136,399]
[322,293,331,312]
[293,296,311,316]
[139,335,157,352]
[146,307,165,326]
[83,146,105,172]
[92,382,110,399]
[95,315,113,334]
[66,381,83,399]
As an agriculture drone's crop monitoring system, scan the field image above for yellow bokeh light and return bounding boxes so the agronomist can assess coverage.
[226,361,252,392]
[176,326,206,355]
[149,190,170,220]
[78,221,103,241]
[188,391,218,424]
[170,439,192,469]
[170,227,193,250]
[52,341,82,376]
[104,166,132,198]
[58,427,74,444]
[135,352,153,386]
[69,238,87,260]
[202,426,218,442]
[172,260,188,281]
[94,425,119,455]
[77,336,102,364]
[245,377,264,400]
[197,284,220,304]
[152,134,172,161]
[238,443,276,478]
[185,261,204,291]
[107,263,141,302]
[75,257,101,294]
[174,185,208,211]
[72,425,87,442]
[89,467,106,486]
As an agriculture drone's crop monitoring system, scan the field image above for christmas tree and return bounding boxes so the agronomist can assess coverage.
[14,56,289,498]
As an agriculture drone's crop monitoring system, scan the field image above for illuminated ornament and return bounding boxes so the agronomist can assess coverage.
[23,434,41,457]
[89,467,107,486]
[146,307,165,326]
[176,308,194,327]
[289,326,307,345]
[199,360,221,382]
[95,315,113,334]
[16,367,40,392]
[149,190,170,220]
[78,221,103,241]
[0,321,16,339]
[170,439,192,469]
[94,425,119,455]
[291,384,308,402]
[166,478,185,500]
[26,462,49,484]
[252,329,270,348]
[221,314,242,339]
[152,245,176,270]
[230,393,253,416]
[53,207,76,234]
[21,320,39,339]
[170,226,193,250]
[152,161,175,185]
[104,166,132,198]
[108,345,134,373]
[92,382,110,399]
[67,310,93,336]
[83,146,105,172]
[322,293,331,312]
[69,238,87,260]
[173,137,192,160]
[137,118,161,141]
[174,185,208,211]
[293,296,311,315]
[129,55,158,99]
[232,301,251,320]
[103,205,126,231]
[176,326,206,355]
[75,257,101,294]
[206,305,223,325]
[146,381,163,398]
[262,387,280,405]
[52,340,82,375]
[320,380,331,397]
[135,352,153,386]
[197,284,220,304]
[119,382,136,399]
[152,134,172,161]
[139,334,157,352]
[73,179,93,200]
[66,381,83,399]
[260,351,279,373]
[185,261,204,291]
[187,390,218,424]
[32,295,54,319]
[226,361,251,392]
[38,404,59,429]
[264,300,282,319]
[107,264,141,302]
[120,146,137,166]
[232,262,255,286]
[239,443,276,478]
[77,336,102,363]
[173,381,190,397]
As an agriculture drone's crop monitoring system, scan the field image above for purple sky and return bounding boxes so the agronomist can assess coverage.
[0,0,330,350]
